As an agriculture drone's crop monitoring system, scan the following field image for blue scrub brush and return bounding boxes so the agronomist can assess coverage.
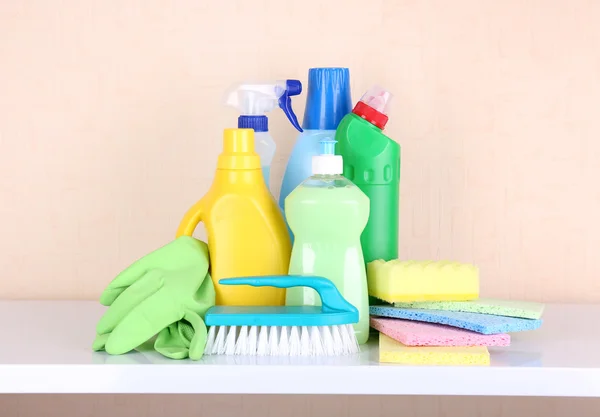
[204,276,360,356]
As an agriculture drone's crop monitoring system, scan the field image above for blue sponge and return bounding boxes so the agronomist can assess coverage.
[369,306,542,334]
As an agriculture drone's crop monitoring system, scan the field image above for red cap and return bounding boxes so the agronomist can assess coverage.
[352,101,389,130]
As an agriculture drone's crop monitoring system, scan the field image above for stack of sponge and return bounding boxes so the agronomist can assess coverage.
[367,260,544,366]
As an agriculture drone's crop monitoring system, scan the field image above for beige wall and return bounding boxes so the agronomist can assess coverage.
[1,0,599,302]
[1,1,599,416]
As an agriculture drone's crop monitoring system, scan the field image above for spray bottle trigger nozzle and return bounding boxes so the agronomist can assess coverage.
[286,80,302,97]
[278,79,303,133]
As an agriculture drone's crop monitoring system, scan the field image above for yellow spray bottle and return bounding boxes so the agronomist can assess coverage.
[176,128,292,306]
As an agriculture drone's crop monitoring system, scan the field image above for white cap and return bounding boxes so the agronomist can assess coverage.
[312,154,343,175]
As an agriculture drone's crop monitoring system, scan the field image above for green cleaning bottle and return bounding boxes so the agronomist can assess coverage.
[335,86,400,264]
[284,139,370,344]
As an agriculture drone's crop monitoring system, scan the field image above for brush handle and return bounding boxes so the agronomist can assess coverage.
[219,276,358,315]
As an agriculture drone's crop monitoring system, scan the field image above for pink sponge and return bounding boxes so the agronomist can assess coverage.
[370,317,510,347]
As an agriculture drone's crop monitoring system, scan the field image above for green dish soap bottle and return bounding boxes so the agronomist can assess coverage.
[335,86,400,264]
[284,139,370,344]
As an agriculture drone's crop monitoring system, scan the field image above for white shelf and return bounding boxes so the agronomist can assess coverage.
[0,301,599,396]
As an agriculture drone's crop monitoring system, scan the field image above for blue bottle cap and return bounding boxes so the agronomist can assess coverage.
[302,68,352,130]
[238,115,268,132]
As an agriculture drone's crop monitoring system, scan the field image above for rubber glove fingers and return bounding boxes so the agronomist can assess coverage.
[154,311,207,360]
[184,310,208,360]
[100,237,209,306]
[92,333,109,352]
[155,322,191,360]
[96,269,164,335]
[104,292,183,355]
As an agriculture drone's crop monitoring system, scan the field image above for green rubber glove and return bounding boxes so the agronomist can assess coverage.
[155,319,198,359]
[92,236,215,360]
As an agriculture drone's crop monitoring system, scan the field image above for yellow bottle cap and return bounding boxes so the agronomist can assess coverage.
[217,128,261,170]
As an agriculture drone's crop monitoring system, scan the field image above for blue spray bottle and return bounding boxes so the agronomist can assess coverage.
[225,80,303,189]
[279,68,352,239]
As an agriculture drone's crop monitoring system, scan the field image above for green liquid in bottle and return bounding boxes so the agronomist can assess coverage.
[284,174,370,344]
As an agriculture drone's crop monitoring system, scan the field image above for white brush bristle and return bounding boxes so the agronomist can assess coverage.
[289,326,301,356]
[234,325,248,355]
[321,326,335,356]
[247,326,258,355]
[204,324,360,357]
[279,326,290,356]
[331,325,343,355]
[224,326,237,355]
[257,326,269,356]
[204,326,216,354]
[310,326,324,356]
[268,326,279,356]
[214,325,227,355]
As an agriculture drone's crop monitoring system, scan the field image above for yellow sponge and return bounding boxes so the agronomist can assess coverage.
[367,260,479,303]
[379,333,490,365]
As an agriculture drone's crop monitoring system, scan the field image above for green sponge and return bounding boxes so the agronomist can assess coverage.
[394,298,544,319]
